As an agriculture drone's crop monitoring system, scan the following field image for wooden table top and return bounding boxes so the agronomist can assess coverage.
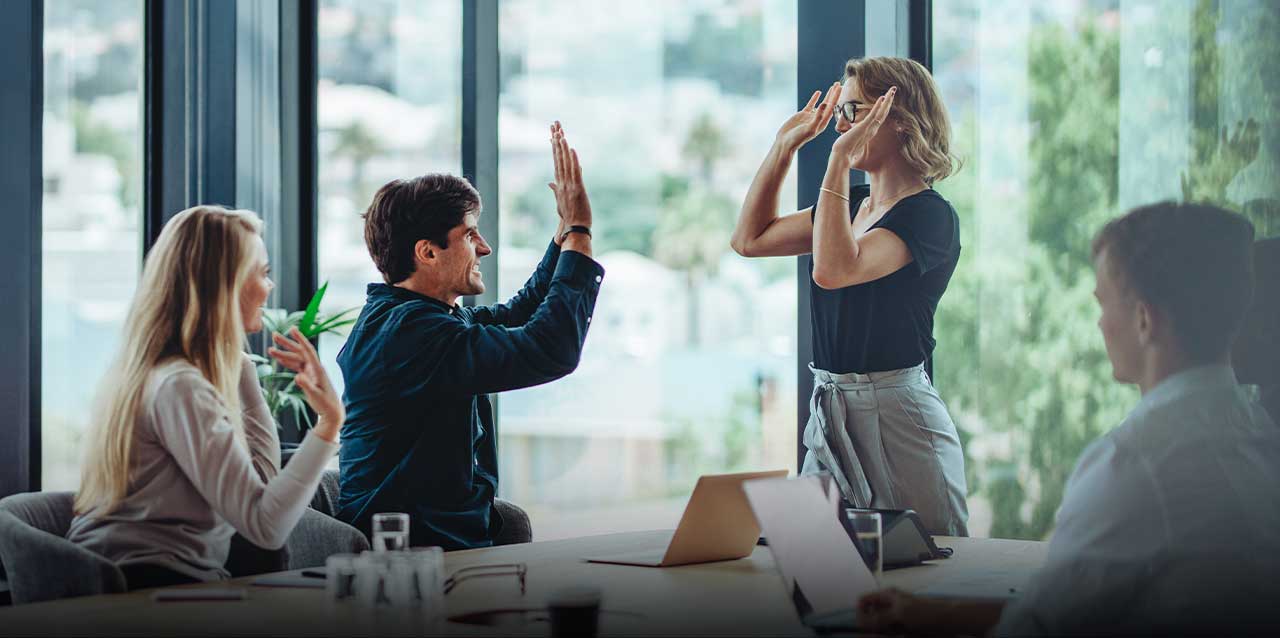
[0,530,1047,636]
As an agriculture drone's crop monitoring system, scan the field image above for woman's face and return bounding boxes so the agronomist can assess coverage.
[239,235,274,333]
[835,78,902,172]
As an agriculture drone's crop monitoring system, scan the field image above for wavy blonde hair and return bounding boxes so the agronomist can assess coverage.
[844,56,959,184]
[75,206,264,515]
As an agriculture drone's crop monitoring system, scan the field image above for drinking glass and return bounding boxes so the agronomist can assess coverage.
[372,512,410,552]
[384,547,445,626]
[325,553,358,602]
[353,551,391,608]
[845,509,883,582]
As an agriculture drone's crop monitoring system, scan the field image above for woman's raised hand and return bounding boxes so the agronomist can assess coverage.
[775,82,841,153]
[831,86,896,167]
[269,327,344,442]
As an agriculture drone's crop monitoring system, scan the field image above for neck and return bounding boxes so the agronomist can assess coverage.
[866,161,927,210]
[394,274,457,308]
[1137,348,1225,395]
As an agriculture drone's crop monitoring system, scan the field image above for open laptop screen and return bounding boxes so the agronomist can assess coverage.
[743,475,878,619]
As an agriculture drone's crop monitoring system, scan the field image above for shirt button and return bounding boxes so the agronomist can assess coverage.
[587,316,592,323]
[594,275,602,283]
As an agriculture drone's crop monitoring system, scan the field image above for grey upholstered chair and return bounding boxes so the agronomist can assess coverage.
[311,470,533,546]
[0,491,367,605]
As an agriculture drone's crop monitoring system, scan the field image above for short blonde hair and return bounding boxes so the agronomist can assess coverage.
[844,56,958,184]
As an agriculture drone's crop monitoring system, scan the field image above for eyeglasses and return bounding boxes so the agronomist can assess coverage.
[443,563,527,595]
[836,100,870,125]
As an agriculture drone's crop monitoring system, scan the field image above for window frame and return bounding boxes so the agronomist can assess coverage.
[3,0,936,496]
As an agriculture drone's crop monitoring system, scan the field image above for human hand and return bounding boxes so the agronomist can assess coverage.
[268,327,344,441]
[774,82,841,153]
[547,121,593,232]
[856,587,916,634]
[831,85,896,168]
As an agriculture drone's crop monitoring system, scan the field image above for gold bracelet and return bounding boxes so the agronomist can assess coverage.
[819,187,850,202]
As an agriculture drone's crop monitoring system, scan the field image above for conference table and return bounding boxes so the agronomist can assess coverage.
[0,530,1047,636]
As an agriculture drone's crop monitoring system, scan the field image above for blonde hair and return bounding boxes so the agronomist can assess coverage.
[75,206,264,515]
[844,56,959,184]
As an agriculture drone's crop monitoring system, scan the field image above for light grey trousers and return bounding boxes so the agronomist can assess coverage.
[801,363,970,536]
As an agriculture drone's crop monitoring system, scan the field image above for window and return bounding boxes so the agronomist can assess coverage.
[316,0,463,393]
[497,0,799,540]
[41,0,144,490]
[931,0,1279,538]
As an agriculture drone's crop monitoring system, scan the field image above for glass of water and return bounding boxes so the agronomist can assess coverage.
[384,547,445,627]
[845,509,883,582]
[372,512,410,552]
[325,553,359,602]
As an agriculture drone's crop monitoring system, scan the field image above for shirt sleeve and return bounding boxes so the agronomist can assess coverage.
[467,240,560,328]
[397,250,604,396]
[876,197,958,275]
[238,354,280,483]
[149,370,338,550]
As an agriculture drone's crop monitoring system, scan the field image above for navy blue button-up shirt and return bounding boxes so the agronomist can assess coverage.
[335,241,604,549]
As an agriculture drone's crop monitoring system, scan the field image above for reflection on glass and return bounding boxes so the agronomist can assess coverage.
[931,0,1279,539]
[316,0,462,395]
[42,0,144,490]
[497,0,799,540]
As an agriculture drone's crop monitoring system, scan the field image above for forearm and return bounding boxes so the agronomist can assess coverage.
[731,143,794,254]
[812,158,858,286]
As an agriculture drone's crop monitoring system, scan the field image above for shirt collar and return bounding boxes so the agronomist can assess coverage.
[366,283,460,315]
[1136,364,1238,414]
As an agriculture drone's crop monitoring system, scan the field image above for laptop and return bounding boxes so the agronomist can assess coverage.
[742,474,877,633]
[585,469,787,567]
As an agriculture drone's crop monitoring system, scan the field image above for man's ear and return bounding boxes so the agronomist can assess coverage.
[1135,299,1157,348]
[414,239,436,265]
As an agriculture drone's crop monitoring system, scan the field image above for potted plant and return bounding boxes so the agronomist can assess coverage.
[249,281,359,460]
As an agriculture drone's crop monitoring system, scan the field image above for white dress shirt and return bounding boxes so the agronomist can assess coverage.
[994,365,1280,635]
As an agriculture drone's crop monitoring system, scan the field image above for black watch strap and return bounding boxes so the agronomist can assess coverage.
[560,225,592,243]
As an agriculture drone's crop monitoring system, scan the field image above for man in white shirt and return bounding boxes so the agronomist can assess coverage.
[855,202,1280,635]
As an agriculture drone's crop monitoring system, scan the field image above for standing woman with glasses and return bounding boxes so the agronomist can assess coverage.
[68,206,345,589]
[730,57,968,535]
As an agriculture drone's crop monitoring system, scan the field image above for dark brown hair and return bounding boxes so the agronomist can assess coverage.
[1092,201,1256,364]
[362,174,480,284]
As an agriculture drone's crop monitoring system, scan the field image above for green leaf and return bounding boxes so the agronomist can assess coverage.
[299,281,329,338]
[310,308,361,335]
[261,308,288,334]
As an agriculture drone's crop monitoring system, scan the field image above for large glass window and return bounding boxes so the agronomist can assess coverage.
[42,0,144,490]
[931,0,1279,539]
[497,0,799,540]
[316,0,463,391]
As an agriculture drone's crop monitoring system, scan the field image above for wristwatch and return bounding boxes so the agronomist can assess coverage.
[559,225,592,243]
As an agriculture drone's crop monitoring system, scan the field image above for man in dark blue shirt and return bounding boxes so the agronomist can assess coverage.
[336,123,602,549]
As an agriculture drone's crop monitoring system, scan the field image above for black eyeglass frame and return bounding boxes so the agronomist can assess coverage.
[836,100,870,125]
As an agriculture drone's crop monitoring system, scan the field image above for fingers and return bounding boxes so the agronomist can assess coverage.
[569,149,582,185]
[814,81,840,130]
[550,122,566,185]
[871,86,896,126]
[802,90,821,111]
[269,328,323,376]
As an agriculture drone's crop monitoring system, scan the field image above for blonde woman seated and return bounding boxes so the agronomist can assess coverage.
[67,206,344,591]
